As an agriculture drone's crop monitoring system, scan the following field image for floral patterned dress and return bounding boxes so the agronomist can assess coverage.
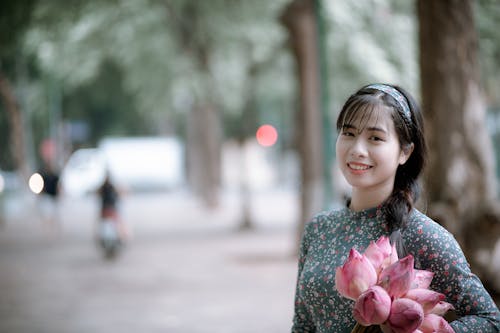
[291,206,500,333]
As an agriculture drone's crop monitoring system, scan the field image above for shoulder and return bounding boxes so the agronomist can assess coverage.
[407,209,453,236]
[305,208,348,229]
[301,208,346,238]
[405,209,467,268]
[405,209,458,245]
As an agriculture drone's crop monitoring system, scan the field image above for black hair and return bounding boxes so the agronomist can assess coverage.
[336,84,427,257]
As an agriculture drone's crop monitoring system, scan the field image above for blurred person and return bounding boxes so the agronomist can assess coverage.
[38,165,61,232]
[97,172,129,242]
[291,84,500,332]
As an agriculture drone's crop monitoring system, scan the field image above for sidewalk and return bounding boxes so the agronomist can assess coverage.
[0,189,300,333]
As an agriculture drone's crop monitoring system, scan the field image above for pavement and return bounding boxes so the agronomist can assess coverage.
[0,188,300,333]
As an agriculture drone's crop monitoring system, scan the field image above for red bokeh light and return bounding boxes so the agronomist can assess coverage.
[256,124,278,147]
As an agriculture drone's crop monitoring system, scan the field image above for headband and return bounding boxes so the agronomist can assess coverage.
[366,84,412,122]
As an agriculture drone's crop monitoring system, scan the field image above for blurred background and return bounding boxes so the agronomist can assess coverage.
[0,0,499,332]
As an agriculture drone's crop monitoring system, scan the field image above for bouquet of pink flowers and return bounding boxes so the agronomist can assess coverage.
[335,236,454,333]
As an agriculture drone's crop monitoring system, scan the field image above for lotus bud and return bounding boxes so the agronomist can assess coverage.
[364,236,397,273]
[419,314,454,333]
[353,286,392,326]
[335,248,378,300]
[405,288,445,313]
[378,255,415,298]
[388,243,399,267]
[412,270,434,289]
[386,298,424,333]
[427,301,455,316]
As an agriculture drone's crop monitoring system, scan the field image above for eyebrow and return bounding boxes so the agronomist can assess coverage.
[342,124,387,134]
[366,126,387,134]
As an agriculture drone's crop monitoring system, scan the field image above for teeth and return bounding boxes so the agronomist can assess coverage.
[350,164,370,170]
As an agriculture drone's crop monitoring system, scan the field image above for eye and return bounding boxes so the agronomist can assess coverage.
[341,130,355,137]
[369,136,384,142]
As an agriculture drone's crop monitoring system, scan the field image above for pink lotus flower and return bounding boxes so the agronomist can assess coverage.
[427,301,455,316]
[419,314,454,333]
[378,255,415,298]
[335,249,378,300]
[353,286,392,326]
[335,236,453,333]
[364,236,399,273]
[386,298,424,333]
[405,288,445,313]
[412,270,434,289]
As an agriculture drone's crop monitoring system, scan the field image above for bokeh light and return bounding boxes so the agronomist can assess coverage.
[256,124,278,147]
[29,173,44,194]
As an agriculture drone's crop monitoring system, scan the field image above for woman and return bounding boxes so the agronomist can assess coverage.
[291,84,500,332]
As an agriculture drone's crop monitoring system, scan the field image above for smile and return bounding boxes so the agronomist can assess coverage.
[348,163,372,171]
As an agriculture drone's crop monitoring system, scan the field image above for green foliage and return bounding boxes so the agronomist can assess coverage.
[24,0,178,145]
[324,0,418,115]
[22,0,292,142]
[63,60,153,145]
[475,0,500,108]
[2,0,499,166]
[0,0,36,61]
[0,0,43,170]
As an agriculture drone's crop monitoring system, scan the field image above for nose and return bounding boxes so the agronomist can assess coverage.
[349,137,368,158]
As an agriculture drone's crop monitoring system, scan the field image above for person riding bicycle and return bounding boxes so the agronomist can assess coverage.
[98,172,128,242]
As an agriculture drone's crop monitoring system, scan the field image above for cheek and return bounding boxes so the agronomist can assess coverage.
[374,146,402,165]
[335,139,345,160]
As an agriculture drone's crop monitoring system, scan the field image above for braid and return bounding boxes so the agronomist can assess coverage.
[381,85,425,259]
[383,180,419,258]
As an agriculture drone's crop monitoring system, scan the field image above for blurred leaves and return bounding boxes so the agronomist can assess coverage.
[475,0,500,107]
[1,0,499,169]
[23,1,291,133]
[325,0,418,112]
[0,0,36,60]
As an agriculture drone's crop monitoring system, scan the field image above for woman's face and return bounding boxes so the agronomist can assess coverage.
[336,107,411,199]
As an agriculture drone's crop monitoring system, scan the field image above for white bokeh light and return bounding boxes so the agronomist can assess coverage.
[29,173,44,194]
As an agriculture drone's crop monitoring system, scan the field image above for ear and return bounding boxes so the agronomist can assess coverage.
[399,143,414,165]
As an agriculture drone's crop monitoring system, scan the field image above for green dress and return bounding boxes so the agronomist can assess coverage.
[291,206,500,332]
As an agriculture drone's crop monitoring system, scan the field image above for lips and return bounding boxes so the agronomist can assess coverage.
[348,162,372,171]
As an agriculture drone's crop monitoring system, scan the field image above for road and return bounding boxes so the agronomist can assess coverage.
[0,189,299,333]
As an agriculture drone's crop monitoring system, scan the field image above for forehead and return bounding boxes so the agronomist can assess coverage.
[341,104,395,131]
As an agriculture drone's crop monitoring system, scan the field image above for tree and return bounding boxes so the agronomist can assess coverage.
[234,42,288,230]
[163,1,222,207]
[0,0,37,177]
[281,0,325,240]
[162,0,290,208]
[22,0,295,214]
[474,0,500,108]
[418,0,500,294]
[63,60,152,145]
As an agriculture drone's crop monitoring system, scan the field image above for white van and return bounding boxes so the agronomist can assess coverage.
[60,137,185,196]
[60,148,106,196]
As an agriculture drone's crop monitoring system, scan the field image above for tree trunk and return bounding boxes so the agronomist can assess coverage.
[236,60,259,230]
[186,101,221,208]
[0,70,29,178]
[237,139,252,230]
[418,0,500,294]
[281,0,324,243]
[164,2,222,208]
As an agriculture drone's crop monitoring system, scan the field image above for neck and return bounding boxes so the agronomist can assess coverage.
[349,184,394,212]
